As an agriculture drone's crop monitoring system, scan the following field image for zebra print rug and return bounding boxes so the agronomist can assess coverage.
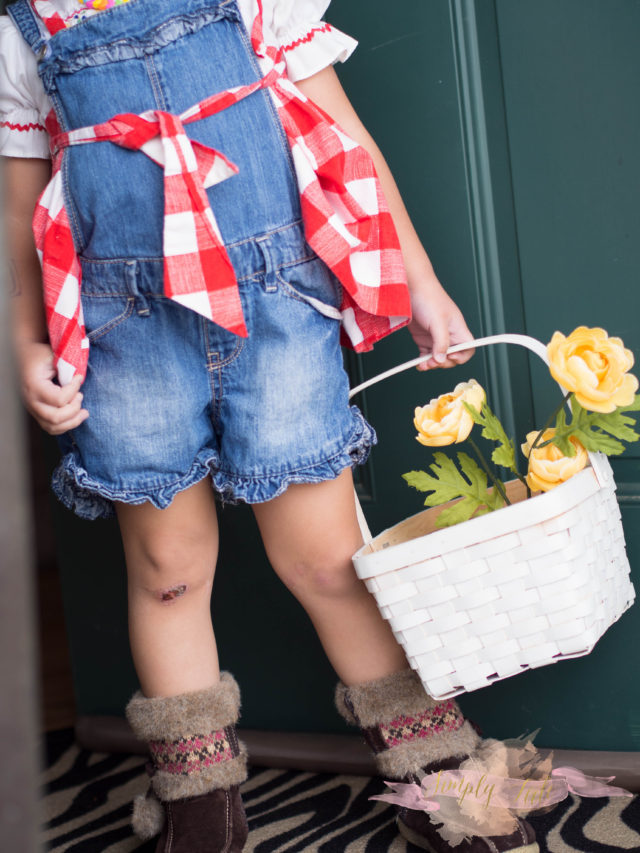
[42,729,640,852]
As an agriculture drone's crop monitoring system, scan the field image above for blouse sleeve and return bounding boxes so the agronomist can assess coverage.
[267,0,358,82]
[0,17,51,158]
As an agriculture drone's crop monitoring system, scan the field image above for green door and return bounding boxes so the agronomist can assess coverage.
[328,0,640,751]
[49,0,639,751]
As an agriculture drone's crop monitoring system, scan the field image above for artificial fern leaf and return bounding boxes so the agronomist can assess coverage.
[436,497,487,528]
[485,484,508,511]
[587,412,640,443]
[572,428,626,455]
[402,470,439,493]
[463,401,518,474]
[549,396,639,457]
[403,451,499,528]
[548,431,576,458]
[548,407,577,457]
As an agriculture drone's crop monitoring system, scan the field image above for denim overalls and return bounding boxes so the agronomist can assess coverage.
[9,0,375,519]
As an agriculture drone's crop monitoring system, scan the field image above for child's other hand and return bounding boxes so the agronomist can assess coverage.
[18,342,89,435]
[407,270,475,371]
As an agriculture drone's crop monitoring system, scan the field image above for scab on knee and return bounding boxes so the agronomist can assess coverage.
[157,584,188,605]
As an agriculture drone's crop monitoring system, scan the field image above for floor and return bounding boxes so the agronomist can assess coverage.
[41,729,640,853]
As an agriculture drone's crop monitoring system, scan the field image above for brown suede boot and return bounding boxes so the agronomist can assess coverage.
[126,672,249,852]
[335,668,539,853]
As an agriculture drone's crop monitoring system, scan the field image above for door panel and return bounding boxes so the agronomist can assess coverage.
[43,0,639,748]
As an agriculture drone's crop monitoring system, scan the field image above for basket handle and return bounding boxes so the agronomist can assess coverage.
[350,332,610,543]
[349,333,551,399]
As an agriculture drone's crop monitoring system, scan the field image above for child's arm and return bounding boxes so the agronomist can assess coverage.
[295,66,474,371]
[3,157,88,434]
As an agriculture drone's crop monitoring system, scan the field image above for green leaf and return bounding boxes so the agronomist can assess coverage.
[403,451,503,529]
[549,432,576,457]
[425,452,487,504]
[548,395,640,457]
[463,401,518,475]
[588,412,640,443]
[486,483,508,511]
[548,407,577,457]
[572,428,626,456]
[402,470,437,493]
[435,496,484,528]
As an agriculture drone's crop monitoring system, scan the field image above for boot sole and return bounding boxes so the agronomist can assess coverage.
[396,816,540,853]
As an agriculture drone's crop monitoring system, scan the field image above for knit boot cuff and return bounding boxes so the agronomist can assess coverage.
[152,742,249,800]
[375,721,481,780]
[335,668,439,728]
[126,671,241,740]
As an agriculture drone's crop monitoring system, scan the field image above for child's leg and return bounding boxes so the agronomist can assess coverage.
[115,478,220,697]
[254,470,537,852]
[116,479,249,850]
[252,468,408,685]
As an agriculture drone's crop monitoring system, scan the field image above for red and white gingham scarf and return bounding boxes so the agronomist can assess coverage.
[32,0,411,385]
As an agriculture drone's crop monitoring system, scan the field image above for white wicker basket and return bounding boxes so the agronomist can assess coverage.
[350,334,636,700]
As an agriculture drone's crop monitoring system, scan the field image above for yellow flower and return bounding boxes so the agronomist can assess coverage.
[547,326,638,413]
[414,380,485,446]
[521,429,588,492]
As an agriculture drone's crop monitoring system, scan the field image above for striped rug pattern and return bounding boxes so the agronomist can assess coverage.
[42,730,640,852]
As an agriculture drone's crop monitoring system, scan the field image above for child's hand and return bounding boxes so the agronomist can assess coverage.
[407,270,475,371]
[18,342,88,435]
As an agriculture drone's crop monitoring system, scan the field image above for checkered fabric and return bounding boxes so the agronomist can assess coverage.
[50,108,246,336]
[32,0,411,385]
[149,726,237,776]
[377,700,466,750]
[30,0,65,33]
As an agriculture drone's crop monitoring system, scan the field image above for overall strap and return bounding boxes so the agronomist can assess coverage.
[6,0,50,56]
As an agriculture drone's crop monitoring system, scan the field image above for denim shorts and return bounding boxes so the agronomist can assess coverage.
[53,221,376,520]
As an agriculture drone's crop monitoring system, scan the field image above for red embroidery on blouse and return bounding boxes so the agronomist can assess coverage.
[0,120,46,132]
[281,23,332,52]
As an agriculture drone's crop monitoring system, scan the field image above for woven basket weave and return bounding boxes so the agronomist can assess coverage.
[350,334,636,700]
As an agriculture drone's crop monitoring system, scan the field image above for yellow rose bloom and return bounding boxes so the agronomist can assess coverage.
[414,380,485,446]
[547,326,638,413]
[521,429,588,492]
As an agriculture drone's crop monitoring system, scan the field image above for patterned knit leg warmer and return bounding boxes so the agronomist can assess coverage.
[336,669,539,852]
[126,672,249,852]
[335,667,481,781]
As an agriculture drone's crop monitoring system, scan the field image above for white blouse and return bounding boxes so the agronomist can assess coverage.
[0,0,357,158]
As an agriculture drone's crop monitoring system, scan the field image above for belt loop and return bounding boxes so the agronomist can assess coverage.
[125,260,151,316]
[255,238,278,293]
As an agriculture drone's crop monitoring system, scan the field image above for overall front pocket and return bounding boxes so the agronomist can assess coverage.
[81,293,136,342]
[275,257,343,321]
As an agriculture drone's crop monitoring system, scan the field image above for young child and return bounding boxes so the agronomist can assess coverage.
[2,1,538,850]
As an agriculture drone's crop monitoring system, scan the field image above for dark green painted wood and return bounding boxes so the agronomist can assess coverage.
[495,0,640,425]
[47,0,639,750]
[485,0,640,751]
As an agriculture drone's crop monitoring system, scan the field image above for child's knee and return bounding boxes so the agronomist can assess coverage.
[136,571,214,606]
[126,531,217,599]
[281,551,361,601]
[154,583,189,605]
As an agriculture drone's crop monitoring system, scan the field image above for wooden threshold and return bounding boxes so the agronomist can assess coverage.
[75,715,640,792]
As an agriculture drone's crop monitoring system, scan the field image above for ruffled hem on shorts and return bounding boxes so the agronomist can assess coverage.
[212,405,376,505]
[51,447,222,521]
[51,405,376,520]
